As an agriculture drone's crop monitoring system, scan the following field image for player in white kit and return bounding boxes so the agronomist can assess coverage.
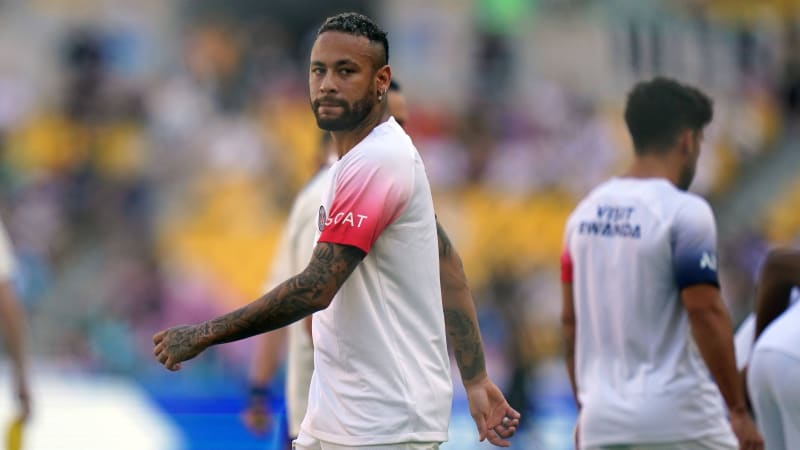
[560,77,762,450]
[242,80,409,445]
[154,12,519,449]
[746,247,800,450]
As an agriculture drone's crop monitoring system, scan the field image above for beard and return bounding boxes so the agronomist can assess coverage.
[311,93,374,131]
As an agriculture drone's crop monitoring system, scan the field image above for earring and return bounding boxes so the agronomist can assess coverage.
[378,91,384,101]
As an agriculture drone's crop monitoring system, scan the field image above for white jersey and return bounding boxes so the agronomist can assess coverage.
[302,118,452,446]
[734,314,756,370]
[753,288,800,359]
[263,169,328,437]
[562,177,734,447]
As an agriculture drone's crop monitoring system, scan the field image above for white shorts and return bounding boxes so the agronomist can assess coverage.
[292,431,440,450]
[584,433,737,450]
[747,348,800,450]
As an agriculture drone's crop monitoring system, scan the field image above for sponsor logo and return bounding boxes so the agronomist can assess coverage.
[325,211,368,228]
[578,221,641,238]
[700,251,717,271]
[318,205,326,232]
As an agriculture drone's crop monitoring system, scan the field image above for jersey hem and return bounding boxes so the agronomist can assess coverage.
[301,426,448,446]
[581,428,734,448]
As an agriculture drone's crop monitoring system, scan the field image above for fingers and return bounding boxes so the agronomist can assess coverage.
[154,344,179,371]
[504,405,521,420]
[492,415,517,443]
[242,409,271,436]
[472,412,488,442]
[166,358,182,371]
[153,329,165,345]
[493,424,516,439]
[485,428,512,447]
[500,416,520,429]
[153,329,180,371]
[475,411,519,446]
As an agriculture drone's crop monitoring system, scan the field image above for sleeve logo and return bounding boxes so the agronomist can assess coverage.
[318,205,327,232]
[324,211,368,228]
[700,251,717,271]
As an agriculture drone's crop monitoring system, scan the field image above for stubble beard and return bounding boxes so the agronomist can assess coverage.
[312,95,375,132]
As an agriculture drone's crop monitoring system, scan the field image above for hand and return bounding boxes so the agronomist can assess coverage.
[241,402,272,436]
[153,324,208,371]
[241,387,273,437]
[730,409,763,450]
[464,376,521,447]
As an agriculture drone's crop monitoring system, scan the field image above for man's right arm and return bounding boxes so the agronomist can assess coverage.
[681,285,762,449]
[0,280,30,421]
[754,247,800,340]
[154,242,365,371]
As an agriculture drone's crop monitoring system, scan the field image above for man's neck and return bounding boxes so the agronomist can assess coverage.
[331,103,389,158]
[623,151,679,187]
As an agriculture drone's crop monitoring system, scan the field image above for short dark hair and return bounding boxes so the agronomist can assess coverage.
[317,12,389,67]
[389,79,401,92]
[624,77,713,154]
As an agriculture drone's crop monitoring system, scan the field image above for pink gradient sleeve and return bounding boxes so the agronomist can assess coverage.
[318,154,412,253]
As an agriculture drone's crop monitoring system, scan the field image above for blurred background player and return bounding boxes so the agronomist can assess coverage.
[154,13,519,448]
[0,217,31,427]
[746,247,800,450]
[561,77,762,450]
[242,79,408,445]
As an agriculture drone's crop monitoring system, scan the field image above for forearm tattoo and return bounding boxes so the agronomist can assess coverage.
[204,243,365,345]
[436,220,486,381]
[444,308,486,382]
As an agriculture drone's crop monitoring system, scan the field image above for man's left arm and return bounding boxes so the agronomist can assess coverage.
[436,220,520,447]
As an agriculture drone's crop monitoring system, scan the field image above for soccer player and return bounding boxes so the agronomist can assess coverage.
[242,80,409,445]
[154,12,519,449]
[0,220,31,424]
[746,247,800,450]
[560,77,762,450]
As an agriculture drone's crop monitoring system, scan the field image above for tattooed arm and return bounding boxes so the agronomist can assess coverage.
[153,242,365,371]
[437,220,486,384]
[436,219,520,447]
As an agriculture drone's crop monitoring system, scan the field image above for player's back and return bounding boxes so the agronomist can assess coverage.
[564,177,730,446]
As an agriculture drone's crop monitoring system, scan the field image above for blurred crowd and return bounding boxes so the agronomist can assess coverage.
[0,0,799,424]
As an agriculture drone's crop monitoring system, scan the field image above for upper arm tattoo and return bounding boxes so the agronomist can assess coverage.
[205,242,365,345]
